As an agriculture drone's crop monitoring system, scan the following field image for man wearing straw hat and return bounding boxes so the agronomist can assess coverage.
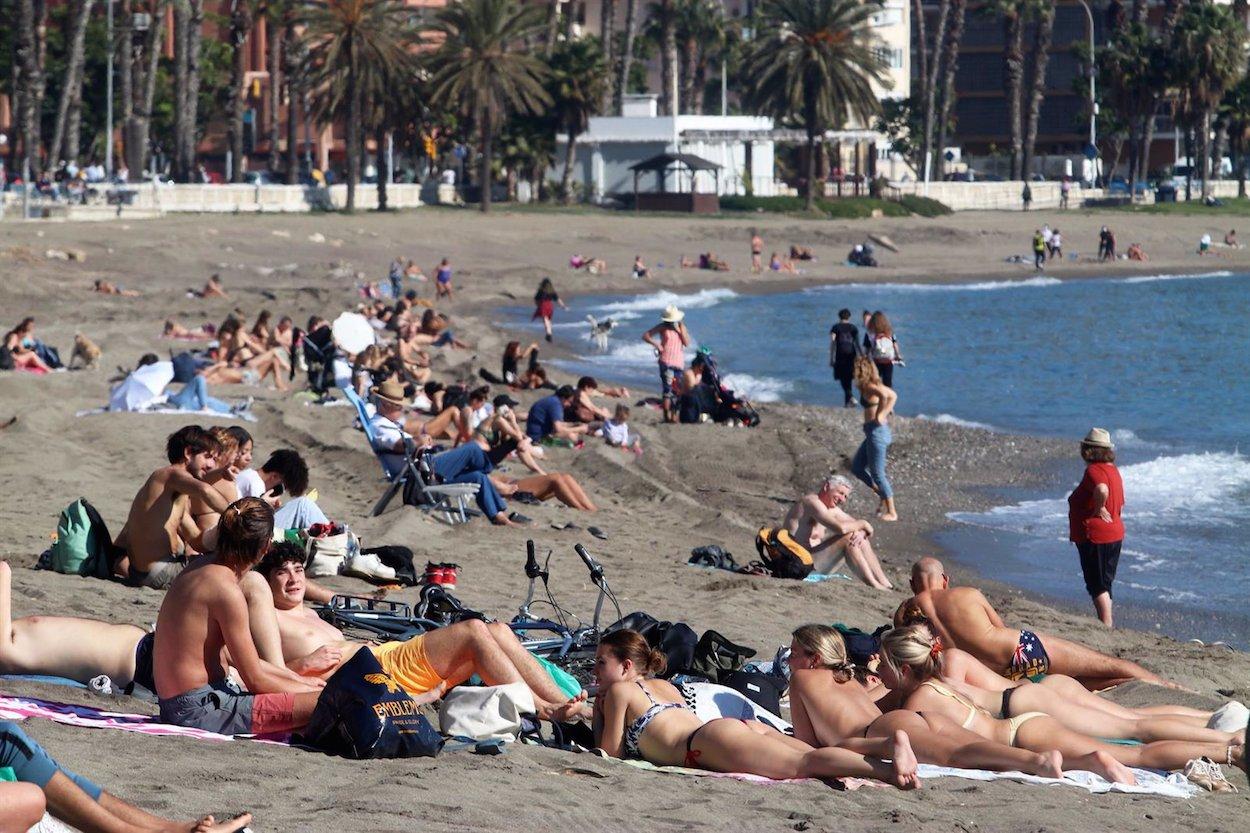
[1067,428,1125,627]
[641,305,690,424]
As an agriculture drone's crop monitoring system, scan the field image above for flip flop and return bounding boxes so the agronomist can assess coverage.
[550,521,581,531]
[588,526,608,540]
[509,512,534,525]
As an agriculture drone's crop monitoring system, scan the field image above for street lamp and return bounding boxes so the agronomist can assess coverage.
[1075,0,1097,185]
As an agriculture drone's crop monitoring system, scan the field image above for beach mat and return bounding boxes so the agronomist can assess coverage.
[75,405,257,422]
[0,695,285,745]
[594,751,876,790]
[1,675,87,689]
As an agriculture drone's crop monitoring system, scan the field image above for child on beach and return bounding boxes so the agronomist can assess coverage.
[434,258,454,300]
[604,404,643,455]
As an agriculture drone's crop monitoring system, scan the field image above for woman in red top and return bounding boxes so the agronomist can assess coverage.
[533,277,567,343]
[1067,428,1125,627]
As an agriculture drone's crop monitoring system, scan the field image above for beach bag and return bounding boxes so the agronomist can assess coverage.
[46,498,117,579]
[304,525,358,577]
[689,629,756,682]
[362,545,418,586]
[299,647,442,759]
[720,670,787,716]
[438,682,535,742]
[870,335,897,363]
[753,527,814,580]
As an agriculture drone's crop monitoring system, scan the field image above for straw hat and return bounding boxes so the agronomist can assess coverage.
[373,379,408,407]
[661,305,685,323]
[1081,427,1114,449]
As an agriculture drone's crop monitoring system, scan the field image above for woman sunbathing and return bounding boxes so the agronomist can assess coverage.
[162,319,216,341]
[492,470,596,511]
[415,309,468,349]
[92,279,140,297]
[214,319,289,390]
[786,624,1072,780]
[193,274,228,298]
[879,625,1244,780]
[592,629,920,788]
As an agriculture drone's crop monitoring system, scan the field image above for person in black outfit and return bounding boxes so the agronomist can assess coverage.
[829,308,861,407]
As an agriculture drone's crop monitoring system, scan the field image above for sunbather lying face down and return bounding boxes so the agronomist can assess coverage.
[591,629,920,789]
[902,557,1173,690]
[245,544,591,721]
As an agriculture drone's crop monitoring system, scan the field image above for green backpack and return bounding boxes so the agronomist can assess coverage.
[47,498,117,579]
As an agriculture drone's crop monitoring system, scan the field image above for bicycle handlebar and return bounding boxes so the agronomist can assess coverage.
[574,543,604,584]
[525,539,541,579]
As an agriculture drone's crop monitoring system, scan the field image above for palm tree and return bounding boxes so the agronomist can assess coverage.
[740,0,886,211]
[172,0,205,181]
[301,0,420,211]
[600,0,616,111]
[550,37,609,202]
[426,0,552,213]
[283,11,306,183]
[227,0,258,183]
[935,0,967,173]
[921,0,950,184]
[1221,72,1250,197]
[1169,1,1247,200]
[120,0,165,179]
[642,0,681,114]
[49,0,96,167]
[1020,0,1055,180]
[985,0,1024,179]
[615,0,641,113]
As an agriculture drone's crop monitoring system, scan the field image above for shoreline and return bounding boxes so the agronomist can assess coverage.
[1,209,1247,830]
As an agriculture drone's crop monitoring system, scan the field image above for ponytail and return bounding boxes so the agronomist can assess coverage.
[599,629,668,678]
[791,624,856,682]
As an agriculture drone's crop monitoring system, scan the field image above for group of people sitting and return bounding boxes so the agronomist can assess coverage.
[1,317,60,374]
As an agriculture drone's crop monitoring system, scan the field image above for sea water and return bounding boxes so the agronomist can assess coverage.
[503,270,1250,644]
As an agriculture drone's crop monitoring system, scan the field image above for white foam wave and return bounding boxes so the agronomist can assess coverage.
[805,276,1062,294]
[594,288,738,314]
[916,413,1001,432]
[721,373,791,403]
[1116,270,1232,285]
[950,451,1250,539]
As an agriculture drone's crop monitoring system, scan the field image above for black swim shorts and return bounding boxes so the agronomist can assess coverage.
[1076,540,1121,598]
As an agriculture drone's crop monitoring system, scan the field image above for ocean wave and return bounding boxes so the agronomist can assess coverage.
[1116,270,1232,285]
[805,276,1062,294]
[593,287,739,315]
[721,373,791,403]
[916,413,1001,432]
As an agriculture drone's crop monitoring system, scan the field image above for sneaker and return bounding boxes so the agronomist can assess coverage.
[1208,701,1250,732]
[439,563,460,590]
[508,511,534,525]
[1183,756,1238,792]
[422,561,443,586]
[342,552,396,582]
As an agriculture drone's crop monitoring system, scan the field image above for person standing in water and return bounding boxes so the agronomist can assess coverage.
[1067,428,1124,627]
[532,277,567,343]
[829,308,861,407]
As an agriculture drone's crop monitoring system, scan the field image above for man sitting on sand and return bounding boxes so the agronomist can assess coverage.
[244,543,589,721]
[113,426,234,589]
[779,475,893,589]
[0,719,251,833]
[525,385,590,445]
[154,497,328,735]
[900,557,1174,689]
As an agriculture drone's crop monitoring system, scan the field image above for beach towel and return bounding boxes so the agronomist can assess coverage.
[0,695,279,744]
[593,753,876,790]
[912,762,1200,798]
[75,403,257,422]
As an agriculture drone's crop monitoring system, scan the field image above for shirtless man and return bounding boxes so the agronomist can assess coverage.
[780,475,893,589]
[0,560,154,695]
[900,557,1172,690]
[154,498,325,734]
[245,542,589,721]
[113,426,233,589]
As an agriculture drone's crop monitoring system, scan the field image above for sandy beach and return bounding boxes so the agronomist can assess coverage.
[1,205,1247,831]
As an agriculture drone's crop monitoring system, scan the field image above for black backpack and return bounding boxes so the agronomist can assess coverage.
[720,670,787,716]
[298,647,442,759]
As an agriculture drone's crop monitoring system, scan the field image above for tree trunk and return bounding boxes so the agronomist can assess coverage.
[376,126,389,210]
[680,36,698,115]
[935,0,966,176]
[693,54,708,116]
[1021,0,1055,180]
[615,0,638,114]
[545,0,560,55]
[923,0,949,185]
[118,1,134,175]
[1199,108,1212,200]
[1236,131,1246,198]
[15,0,46,178]
[284,19,300,185]
[913,0,928,133]
[172,0,190,179]
[65,74,82,162]
[183,0,204,178]
[228,2,253,183]
[661,0,678,115]
[345,46,360,211]
[560,127,578,204]
[479,106,493,213]
[601,0,616,112]
[1211,113,1229,187]
[1003,4,1024,180]
[804,119,818,211]
[1184,126,1193,201]
[49,0,94,166]
[268,17,282,173]
[123,0,163,180]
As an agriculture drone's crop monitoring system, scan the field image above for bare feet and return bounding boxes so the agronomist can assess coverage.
[187,813,253,833]
[1075,750,1137,786]
[1035,749,1064,779]
[544,690,592,722]
[889,730,921,790]
[412,681,447,706]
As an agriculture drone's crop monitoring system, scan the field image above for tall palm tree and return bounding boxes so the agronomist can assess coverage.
[550,36,609,202]
[741,0,886,210]
[227,0,258,183]
[426,0,552,213]
[985,0,1024,179]
[172,0,205,181]
[1223,68,1250,197]
[120,0,165,179]
[935,0,967,172]
[49,0,95,167]
[615,0,641,113]
[921,0,950,185]
[302,0,419,211]
[14,0,47,178]
[283,10,306,183]
[1020,0,1055,180]
[601,0,616,111]
[265,3,287,174]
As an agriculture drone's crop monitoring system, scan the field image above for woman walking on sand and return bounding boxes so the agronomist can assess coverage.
[533,277,567,343]
[852,355,898,521]
[1068,428,1124,627]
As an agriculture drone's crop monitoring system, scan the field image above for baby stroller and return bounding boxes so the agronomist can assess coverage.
[301,325,338,396]
[697,348,761,428]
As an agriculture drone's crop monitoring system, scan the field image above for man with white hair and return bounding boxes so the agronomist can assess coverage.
[779,475,893,589]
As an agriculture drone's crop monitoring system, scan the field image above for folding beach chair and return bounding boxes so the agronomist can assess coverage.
[343,387,480,522]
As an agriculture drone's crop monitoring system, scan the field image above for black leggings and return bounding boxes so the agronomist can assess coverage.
[876,361,894,388]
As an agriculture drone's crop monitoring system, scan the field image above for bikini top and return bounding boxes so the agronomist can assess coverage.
[919,679,985,730]
[623,681,686,758]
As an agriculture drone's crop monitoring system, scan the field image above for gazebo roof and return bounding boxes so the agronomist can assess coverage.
[629,152,722,173]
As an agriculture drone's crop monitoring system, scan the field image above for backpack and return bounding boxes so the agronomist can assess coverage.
[870,335,897,363]
[753,526,814,580]
[720,670,787,716]
[46,498,118,579]
[361,545,418,586]
[0,344,13,371]
[833,324,858,358]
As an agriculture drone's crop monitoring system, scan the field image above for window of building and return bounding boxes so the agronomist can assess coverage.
[873,47,904,69]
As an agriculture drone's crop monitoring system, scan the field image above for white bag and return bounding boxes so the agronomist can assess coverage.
[438,682,535,742]
[305,529,358,577]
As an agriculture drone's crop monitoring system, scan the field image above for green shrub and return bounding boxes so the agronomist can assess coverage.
[719,195,811,213]
[815,198,909,218]
[896,194,953,217]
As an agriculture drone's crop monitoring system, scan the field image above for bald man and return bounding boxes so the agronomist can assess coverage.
[898,557,1173,690]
